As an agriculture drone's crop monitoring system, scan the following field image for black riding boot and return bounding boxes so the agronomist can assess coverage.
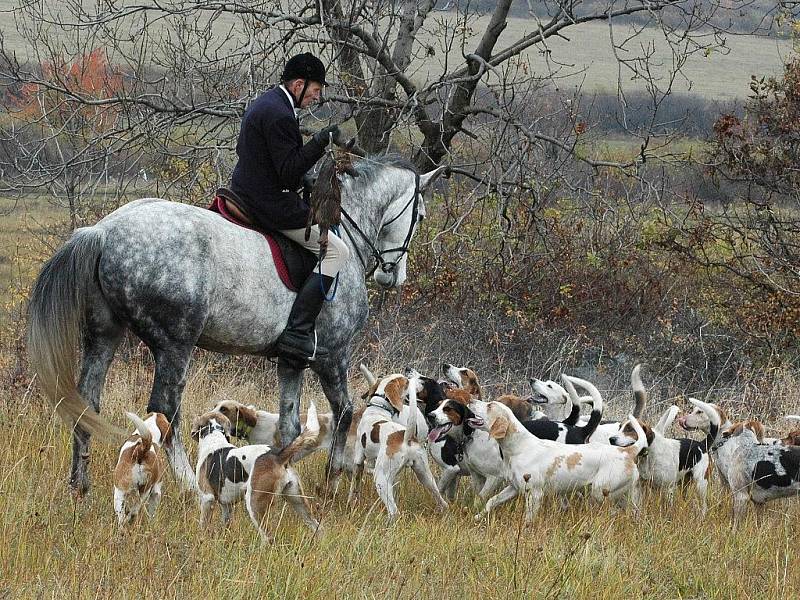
[275,273,334,366]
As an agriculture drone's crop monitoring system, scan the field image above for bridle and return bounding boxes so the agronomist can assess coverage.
[340,170,422,284]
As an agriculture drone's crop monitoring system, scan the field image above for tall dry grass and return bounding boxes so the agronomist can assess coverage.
[1,348,799,599]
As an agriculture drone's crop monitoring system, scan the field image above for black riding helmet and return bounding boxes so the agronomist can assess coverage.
[282,53,327,107]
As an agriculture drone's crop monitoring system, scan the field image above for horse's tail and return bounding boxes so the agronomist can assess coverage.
[27,227,125,442]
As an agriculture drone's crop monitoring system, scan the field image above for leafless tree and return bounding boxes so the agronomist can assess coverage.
[0,0,784,216]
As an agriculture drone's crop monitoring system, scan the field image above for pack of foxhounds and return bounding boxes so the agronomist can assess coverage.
[113,363,800,541]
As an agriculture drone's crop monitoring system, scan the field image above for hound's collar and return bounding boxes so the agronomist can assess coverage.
[196,422,229,441]
[711,437,728,452]
[368,393,399,416]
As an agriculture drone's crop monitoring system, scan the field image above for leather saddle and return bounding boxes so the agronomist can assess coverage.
[210,188,317,292]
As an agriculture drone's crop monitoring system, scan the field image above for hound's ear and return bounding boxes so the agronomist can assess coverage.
[384,377,408,412]
[155,413,173,445]
[216,413,232,436]
[748,420,765,442]
[445,388,471,406]
[489,415,510,440]
[419,165,449,193]
[190,416,204,438]
[724,423,742,438]
[642,423,655,446]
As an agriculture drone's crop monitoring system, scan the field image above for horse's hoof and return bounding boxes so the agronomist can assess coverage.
[69,477,90,500]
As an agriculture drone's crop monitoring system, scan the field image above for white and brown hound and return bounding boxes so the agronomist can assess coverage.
[348,373,447,521]
[113,411,172,527]
[245,403,323,543]
[470,401,647,523]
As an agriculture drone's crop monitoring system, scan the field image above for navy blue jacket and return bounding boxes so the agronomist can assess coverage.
[230,87,326,230]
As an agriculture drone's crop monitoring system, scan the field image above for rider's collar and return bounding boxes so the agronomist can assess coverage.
[279,85,301,117]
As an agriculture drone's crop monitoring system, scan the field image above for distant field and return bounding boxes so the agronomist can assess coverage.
[0,3,791,100]
[413,17,792,100]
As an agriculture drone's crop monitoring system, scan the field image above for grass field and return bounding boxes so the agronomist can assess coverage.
[1,196,799,597]
[0,5,797,597]
[1,351,799,599]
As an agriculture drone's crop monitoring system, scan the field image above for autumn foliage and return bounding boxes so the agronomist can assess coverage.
[11,48,123,130]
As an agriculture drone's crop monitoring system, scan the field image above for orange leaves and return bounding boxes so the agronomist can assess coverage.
[12,48,123,131]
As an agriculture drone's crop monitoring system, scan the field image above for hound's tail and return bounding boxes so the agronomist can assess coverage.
[654,405,681,436]
[405,377,419,444]
[27,227,125,442]
[561,382,583,426]
[359,363,377,386]
[126,412,153,462]
[562,375,603,441]
[631,364,646,419]
[278,402,320,465]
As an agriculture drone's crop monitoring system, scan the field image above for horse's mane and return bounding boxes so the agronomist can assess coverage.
[351,154,418,187]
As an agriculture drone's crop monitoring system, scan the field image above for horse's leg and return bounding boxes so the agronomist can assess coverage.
[312,357,352,487]
[277,360,305,448]
[72,312,125,497]
[147,345,196,490]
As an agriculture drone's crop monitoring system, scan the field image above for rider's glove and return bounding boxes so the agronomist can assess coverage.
[313,124,340,146]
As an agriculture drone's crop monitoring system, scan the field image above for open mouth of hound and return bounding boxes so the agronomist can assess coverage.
[530,393,551,404]
[427,423,452,443]
[678,416,697,431]
[466,417,484,428]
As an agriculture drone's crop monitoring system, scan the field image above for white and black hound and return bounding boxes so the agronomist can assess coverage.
[689,399,800,523]
[610,404,713,514]
[518,375,604,443]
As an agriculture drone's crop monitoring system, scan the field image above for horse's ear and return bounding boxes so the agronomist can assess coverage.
[419,165,449,193]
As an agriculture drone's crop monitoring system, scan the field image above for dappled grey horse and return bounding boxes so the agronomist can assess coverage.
[27,155,446,495]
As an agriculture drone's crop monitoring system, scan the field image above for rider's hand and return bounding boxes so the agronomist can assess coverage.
[302,171,317,190]
[313,124,340,146]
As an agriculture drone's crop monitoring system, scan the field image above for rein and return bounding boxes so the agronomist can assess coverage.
[340,170,421,279]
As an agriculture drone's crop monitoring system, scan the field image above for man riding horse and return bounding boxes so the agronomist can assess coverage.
[224,52,346,368]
